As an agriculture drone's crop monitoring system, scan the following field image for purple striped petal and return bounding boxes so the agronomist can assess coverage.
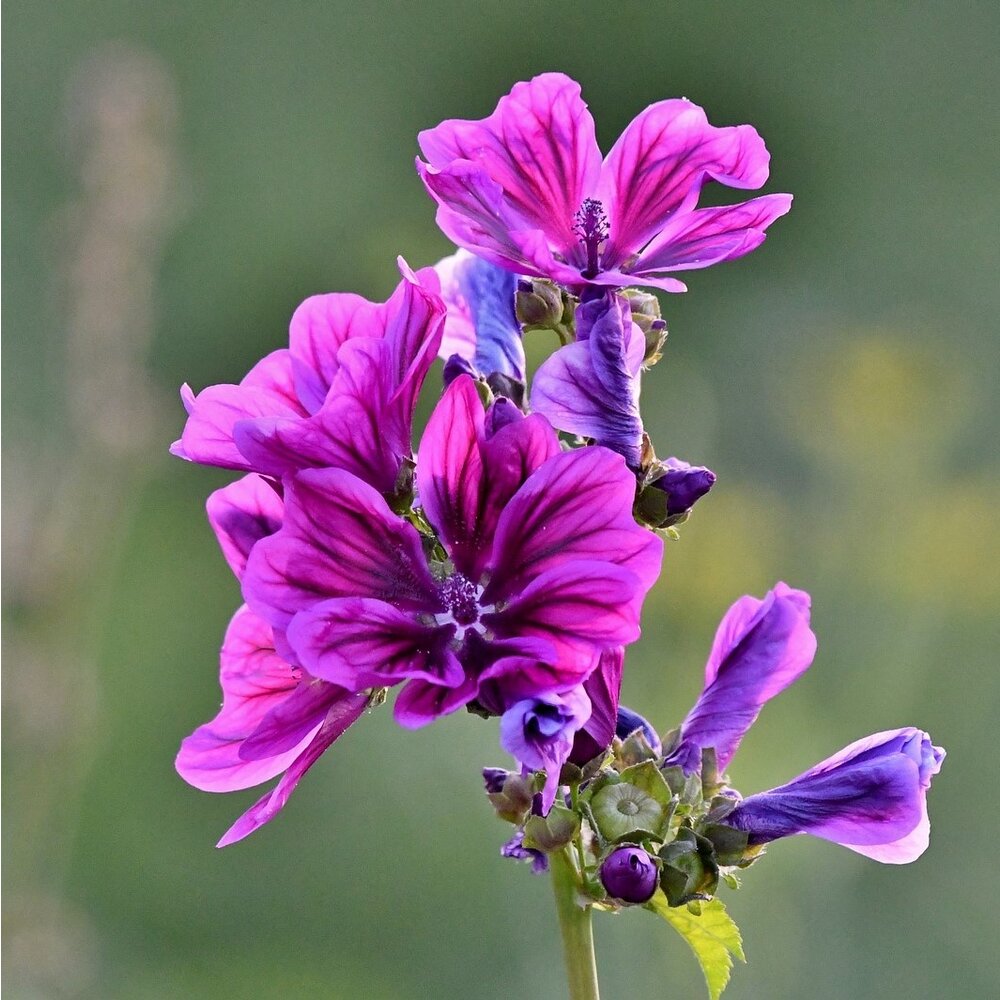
[419,73,602,255]
[598,99,772,268]
[484,447,662,604]
[206,474,284,580]
[727,728,945,864]
[570,647,624,764]
[286,597,462,690]
[634,193,793,277]
[215,689,369,847]
[243,468,439,632]
[175,606,314,792]
[238,675,345,761]
[670,583,816,772]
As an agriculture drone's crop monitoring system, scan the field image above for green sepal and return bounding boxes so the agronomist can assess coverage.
[658,829,720,906]
[700,824,749,867]
[487,774,534,825]
[590,781,665,842]
[617,729,660,767]
[646,892,746,1000]
[619,760,674,807]
[522,804,580,853]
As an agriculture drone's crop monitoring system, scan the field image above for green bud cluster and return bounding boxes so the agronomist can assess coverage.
[485,732,763,912]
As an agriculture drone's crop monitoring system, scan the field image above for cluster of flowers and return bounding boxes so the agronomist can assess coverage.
[173,72,942,912]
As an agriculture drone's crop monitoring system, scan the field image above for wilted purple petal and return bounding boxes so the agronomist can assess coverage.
[570,648,624,764]
[500,685,591,813]
[531,293,645,466]
[501,831,549,874]
[668,583,816,772]
[726,728,945,864]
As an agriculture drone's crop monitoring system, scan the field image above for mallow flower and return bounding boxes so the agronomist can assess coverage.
[665,582,944,863]
[417,73,792,292]
[172,259,445,496]
[242,375,663,740]
[175,475,368,846]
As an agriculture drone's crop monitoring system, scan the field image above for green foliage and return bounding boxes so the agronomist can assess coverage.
[646,893,745,1000]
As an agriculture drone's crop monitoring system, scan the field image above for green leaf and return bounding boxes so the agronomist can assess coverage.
[646,892,745,1000]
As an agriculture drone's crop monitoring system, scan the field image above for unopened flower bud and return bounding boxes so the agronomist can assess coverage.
[600,846,659,904]
[615,706,663,755]
[515,278,565,329]
[636,457,716,527]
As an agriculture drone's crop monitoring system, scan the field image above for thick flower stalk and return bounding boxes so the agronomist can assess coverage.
[172,72,945,1000]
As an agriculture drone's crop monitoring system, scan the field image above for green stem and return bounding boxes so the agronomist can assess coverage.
[550,847,601,1000]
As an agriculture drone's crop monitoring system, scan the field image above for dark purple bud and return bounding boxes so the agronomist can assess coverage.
[443,352,476,385]
[615,705,662,755]
[600,846,659,904]
[652,457,717,518]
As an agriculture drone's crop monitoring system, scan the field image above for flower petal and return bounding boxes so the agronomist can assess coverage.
[175,606,313,792]
[418,72,602,253]
[670,583,816,772]
[598,99,772,266]
[570,647,624,764]
[485,447,662,603]
[634,193,793,276]
[286,597,462,690]
[215,690,369,847]
[206,474,284,580]
[393,674,481,729]
[726,728,945,864]
[243,468,439,631]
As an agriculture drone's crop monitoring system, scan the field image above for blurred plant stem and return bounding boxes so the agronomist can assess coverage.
[550,847,601,1000]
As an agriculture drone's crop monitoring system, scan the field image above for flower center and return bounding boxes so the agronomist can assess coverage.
[438,573,481,627]
[573,198,609,279]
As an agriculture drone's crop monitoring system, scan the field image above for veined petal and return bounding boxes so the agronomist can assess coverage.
[288,292,388,414]
[238,675,344,761]
[487,561,645,651]
[418,72,602,253]
[175,606,313,792]
[206,474,284,581]
[598,99,771,266]
[286,597,462,690]
[670,583,816,772]
[485,447,662,603]
[170,351,303,470]
[634,193,793,275]
[393,674,481,729]
[726,728,945,864]
[570,647,624,764]
[215,690,369,847]
[243,468,439,631]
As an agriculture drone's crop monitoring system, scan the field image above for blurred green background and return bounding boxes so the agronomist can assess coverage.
[4,1,998,997]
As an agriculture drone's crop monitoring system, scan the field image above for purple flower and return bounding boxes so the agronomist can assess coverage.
[650,458,717,518]
[500,686,591,812]
[242,375,663,731]
[175,475,367,845]
[665,582,816,773]
[531,291,646,467]
[570,647,624,764]
[600,846,659,904]
[171,260,445,495]
[417,73,792,292]
[435,249,525,386]
[726,729,945,864]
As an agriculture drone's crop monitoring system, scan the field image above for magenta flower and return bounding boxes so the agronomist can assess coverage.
[726,729,945,864]
[171,260,445,494]
[242,375,662,732]
[175,475,367,846]
[417,73,792,292]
